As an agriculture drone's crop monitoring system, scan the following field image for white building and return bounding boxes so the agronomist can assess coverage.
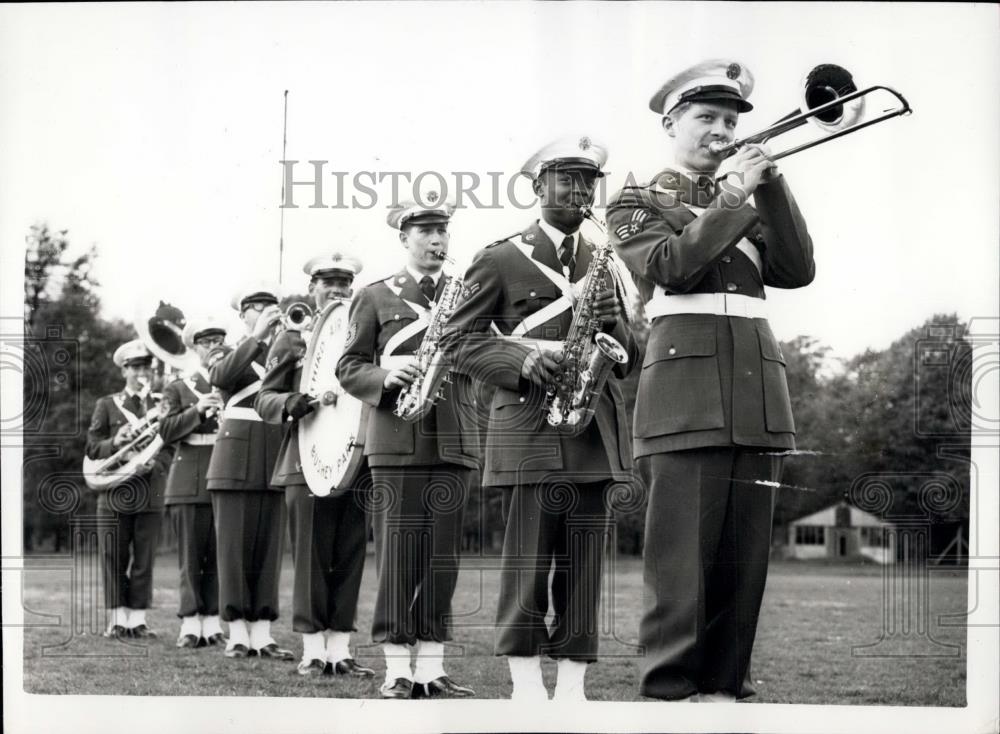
[785,502,895,564]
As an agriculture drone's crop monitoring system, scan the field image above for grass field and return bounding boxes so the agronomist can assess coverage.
[20,552,967,705]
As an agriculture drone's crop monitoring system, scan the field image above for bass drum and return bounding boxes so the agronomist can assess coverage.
[297,300,365,497]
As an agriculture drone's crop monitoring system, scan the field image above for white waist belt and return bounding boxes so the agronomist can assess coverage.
[380,354,417,369]
[182,434,217,446]
[498,336,564,353]
[222,406,263,422]
[645,292,767,320]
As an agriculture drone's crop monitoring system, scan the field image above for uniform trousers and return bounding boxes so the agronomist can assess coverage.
[285,482,367,633]
[170,504,218,618]
[495,481,612,662]
[97,505,162,610]
[370,465,469,645]
[211,490,286,622]
[637,448,782,700]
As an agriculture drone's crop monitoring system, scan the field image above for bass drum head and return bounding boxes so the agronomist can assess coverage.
[297,301,365,496]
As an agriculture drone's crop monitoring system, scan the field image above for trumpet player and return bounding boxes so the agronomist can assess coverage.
[255,252,376,679]
[205,284,292,661]
[85,340,174,639]
[439,138,636,701]
[157,319,227,648]
[336,201,480,699]
[606,60,815,702]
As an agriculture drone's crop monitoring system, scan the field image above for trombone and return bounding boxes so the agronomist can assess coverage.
[710,64,912,163]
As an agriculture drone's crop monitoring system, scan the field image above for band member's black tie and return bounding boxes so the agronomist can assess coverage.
[420,275,436,304]
[126,394,143,417]
[695,175,716,207]
[559,236,576,276]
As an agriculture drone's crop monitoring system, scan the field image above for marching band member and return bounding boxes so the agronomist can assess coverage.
[336,201,480,699]
[255,252,375,679]
[439,137,637,701]
[158,318,227,648]
[606,60,815,701]
[206,283,292,661]
[85,339,174,639]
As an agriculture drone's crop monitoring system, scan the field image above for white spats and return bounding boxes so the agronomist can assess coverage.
[226,619,250,650]
[508,656,547,701]
[553,658,588,701]
[413,640,446,684]
[382,643,413,685]
[301,631,325,663]
[248,620,275,650]
[179,615,201,638]
[106,606,128,632]
[125,608,146,629]
[325,630,352,665]
[201,615,224,637]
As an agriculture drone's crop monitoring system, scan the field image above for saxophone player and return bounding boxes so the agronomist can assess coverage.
[336,200,480,699]
[254,252,375,679]
[440,138,637,701]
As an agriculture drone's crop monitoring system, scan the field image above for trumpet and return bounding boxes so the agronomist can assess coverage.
[281,301,314,331]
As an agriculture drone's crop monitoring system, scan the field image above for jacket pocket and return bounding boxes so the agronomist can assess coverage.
[756,321,795,433]
[634,328,725,438]
[365,409,415,455]
[206,419,252,481]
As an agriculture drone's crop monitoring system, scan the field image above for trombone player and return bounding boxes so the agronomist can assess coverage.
[605,59,815,702]
[85,340,173,639]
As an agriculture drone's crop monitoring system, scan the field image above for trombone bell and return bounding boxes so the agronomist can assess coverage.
[801,64,865,132]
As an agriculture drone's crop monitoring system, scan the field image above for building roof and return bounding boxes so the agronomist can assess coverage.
[790,502,891,528]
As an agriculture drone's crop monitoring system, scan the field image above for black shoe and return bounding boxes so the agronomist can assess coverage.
[333,658,375,678]
[176,634,200,649]
[203,632,227,646]
[224,643,250,658]
[131,625,158,639]
[104,625,129,639]
[413,676,475,699]
[380,678,414,699]
[256,643,295,661]
[296,659,327,677]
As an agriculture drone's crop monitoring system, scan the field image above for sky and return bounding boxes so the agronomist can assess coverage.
[2,2,998,359]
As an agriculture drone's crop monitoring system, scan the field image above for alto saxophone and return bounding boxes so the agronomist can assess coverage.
[544,207,629,432]
[393,257,465,422]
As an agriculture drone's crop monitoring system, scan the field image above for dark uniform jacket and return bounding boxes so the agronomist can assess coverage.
[606,170,815,456]
[85,390,173,511]
[205,336,283,491]
[336,268,479,469]
[159,373,218,505]
[255,328,309,487]
[439,221,637,487]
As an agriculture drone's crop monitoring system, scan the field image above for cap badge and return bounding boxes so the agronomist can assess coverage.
[578,136,591,151]
[427,191,440,203]
[726,63,741,80]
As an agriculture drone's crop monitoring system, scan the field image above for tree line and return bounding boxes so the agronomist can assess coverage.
[21,225,971,558]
